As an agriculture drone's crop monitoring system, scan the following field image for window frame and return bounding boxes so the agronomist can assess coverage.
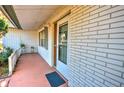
[39,27,48,49]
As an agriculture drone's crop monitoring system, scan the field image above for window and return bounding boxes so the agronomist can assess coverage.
[39,27,48,49]
[58,23,68,64]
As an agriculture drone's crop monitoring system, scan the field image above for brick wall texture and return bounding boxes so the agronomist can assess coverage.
[68,5,124,87]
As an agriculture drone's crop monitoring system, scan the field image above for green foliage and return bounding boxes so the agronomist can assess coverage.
[5,47,13,56]
[20,43,25,48]
[0,18,9,37]
[0,64,9,76]
[0,47,12,77]
[0,47,13,65]
[0,52,8,64]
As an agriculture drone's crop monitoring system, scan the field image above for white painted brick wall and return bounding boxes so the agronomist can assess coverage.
[90,6,111,15]
[87,65,105,75]
[95,64,122,77]
[123,74,124,78]
[87,58,106,66]
[98,28,124,34]
[105,73,124,84]
[97,39,124,44]
[110,33,124,38]
[109,44,124,49]
[108,54,124,61]
[104,81,116,87]
[111,9,124,17]
[96,56,123,66]
[89,24,109,31]
[95,72,121,86]
[99,16,124,25]
[99,6,124,16]
[106,64,124,72]
[68,5,124,87]
[89,14,110,23]
[96,48,124,55]
[111,21,124,28]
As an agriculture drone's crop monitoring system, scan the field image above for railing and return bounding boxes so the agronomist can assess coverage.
[8,48,21,76]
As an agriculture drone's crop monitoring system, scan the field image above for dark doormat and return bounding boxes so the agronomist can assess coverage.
[45,71,66,87]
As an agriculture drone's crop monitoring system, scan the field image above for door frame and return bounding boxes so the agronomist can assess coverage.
[53,23,57,66]
[56,15,69,78]
[53,11,71,67]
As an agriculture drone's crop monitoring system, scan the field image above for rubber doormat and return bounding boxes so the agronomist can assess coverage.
[45,71,65,87]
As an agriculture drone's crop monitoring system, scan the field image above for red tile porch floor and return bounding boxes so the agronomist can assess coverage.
[1,53,68,87]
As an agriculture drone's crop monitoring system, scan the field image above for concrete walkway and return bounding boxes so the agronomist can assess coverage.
[7,53,67,87]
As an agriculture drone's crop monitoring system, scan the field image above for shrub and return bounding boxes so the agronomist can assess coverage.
[0,64,9,76]
[5,47,13,56]
[0,18,9,37]
[0,47,13,65]
[0,52,8,65]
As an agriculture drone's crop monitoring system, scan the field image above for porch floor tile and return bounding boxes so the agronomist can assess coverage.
[8,53,67,87]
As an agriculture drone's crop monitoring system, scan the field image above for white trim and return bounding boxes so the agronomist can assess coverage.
[56,15,69,78]
[8,48,21,75]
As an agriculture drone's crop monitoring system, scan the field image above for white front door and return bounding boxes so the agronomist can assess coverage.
[56,16,69,78]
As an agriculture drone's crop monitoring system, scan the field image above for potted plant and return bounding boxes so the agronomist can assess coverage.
[20,43,25,48]
[20,43,25,53]
[0,18,9,38]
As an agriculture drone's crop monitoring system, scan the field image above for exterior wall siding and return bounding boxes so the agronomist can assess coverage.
[38,26,54,66]
[2,29,38,51]
[68,5,124,87]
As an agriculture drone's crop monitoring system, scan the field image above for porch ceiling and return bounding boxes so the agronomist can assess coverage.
[13,5,60,30]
